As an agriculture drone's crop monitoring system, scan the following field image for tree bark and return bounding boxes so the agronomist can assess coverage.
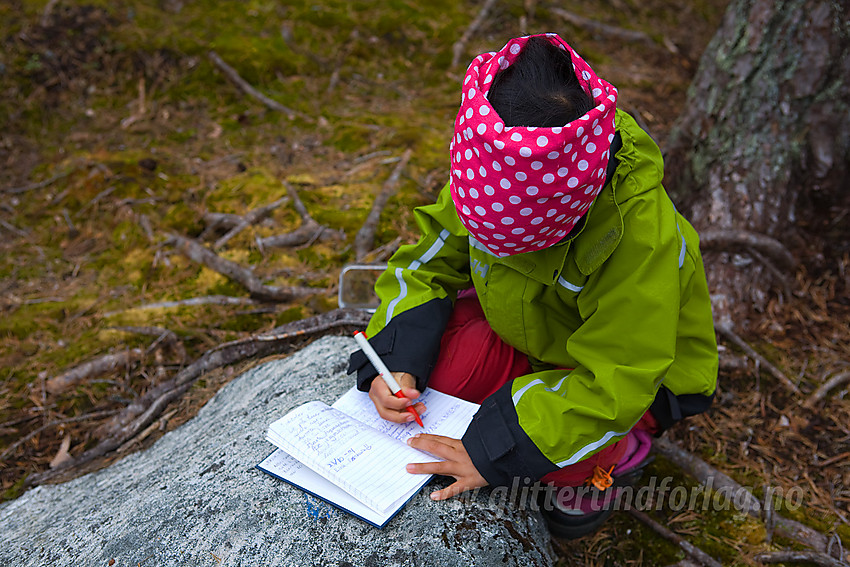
[664,0,850,322]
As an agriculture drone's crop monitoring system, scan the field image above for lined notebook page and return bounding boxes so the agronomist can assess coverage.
[257,449,389,526]
[331,387,479,443]
[267,401,439,513]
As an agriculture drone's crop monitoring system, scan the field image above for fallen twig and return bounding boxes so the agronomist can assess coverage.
[519,0,537,35]
[715,324,801,394]
[4,169,74,195]
[326,28,359,94]
[451,0,499,70]
[208,50,303,120]
[551,8,654,44]
[0,409,119,462]
[102,295,261,317]
[815,451,850,468]
[138,213,155,243]
[354,149,412,262]
[45,349,144,395]
[201,212,245,235]
[257,181,344,250]
[116,409,178,454]
[343,153,398,179]
[25,308,372,486]
[168,233,317,302]
[108,326,186,361]
[699,229,797,270]
[628,508,723,567]
[803,371,850,409]
[754,551,848,567]
[74,186,116,218]
[213,196,289,250]
[0,218,29,238]
[653,437,830,553]
[40,0,59,26]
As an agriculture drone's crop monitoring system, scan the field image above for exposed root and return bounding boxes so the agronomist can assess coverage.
[212,196,290,250]
[653,437,833,554]
[45,349,144,395]
[699,229,797,270]
[167,233,317,302]
[257,181,344,250]
[627,508,723,567]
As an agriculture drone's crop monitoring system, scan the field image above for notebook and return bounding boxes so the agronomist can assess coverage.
[257,386,480,528]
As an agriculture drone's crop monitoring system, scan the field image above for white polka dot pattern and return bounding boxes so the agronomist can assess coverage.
[449,34,618,257]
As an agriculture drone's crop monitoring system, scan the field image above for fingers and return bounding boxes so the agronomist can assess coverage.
[430,481,470,501]
[368,375,424,423]
[406,434,488,500]
[407,434,458,456]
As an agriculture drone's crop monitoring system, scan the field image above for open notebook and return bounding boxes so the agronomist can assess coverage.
[257,386,480,528]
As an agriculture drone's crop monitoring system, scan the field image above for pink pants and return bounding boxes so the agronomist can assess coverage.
[428,293,659,487]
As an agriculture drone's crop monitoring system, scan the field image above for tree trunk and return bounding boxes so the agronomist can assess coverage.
[664,0,850,326]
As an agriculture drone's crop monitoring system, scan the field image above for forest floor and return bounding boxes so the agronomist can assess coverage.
[1,1,848,565]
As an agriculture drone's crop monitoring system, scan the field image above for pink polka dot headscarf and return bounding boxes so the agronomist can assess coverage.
[450,33,618,257]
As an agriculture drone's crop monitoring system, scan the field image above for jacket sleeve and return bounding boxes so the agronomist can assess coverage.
[463,190,682,487]
[348,184,472,391]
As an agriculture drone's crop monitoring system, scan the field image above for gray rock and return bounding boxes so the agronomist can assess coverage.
[0,336,554,566]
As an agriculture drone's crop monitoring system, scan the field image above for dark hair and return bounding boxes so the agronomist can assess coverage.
[487,37,594,127]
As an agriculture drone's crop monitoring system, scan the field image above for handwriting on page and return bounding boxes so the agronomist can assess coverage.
[278,402,374,465]
[332,388,478,443]
[270,401,435,513]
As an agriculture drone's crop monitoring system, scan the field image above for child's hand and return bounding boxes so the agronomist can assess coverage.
[368,371,426,424]
[405,434,488,499]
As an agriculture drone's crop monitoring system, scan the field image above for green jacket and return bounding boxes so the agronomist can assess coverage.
[350,110,718,486]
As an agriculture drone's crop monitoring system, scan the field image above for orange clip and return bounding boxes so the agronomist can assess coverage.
[586,464,615,491]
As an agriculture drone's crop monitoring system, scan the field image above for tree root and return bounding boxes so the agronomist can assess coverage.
[257,181,344,250]
[45,349,144,395]
[167,233,317,302]
[653,437,833,555]
[354,149,412,262]
[715,324,801,394]
[212,196,290,249]
[25,308,372,487]
[699,229,797,270]
[627,508,723,567]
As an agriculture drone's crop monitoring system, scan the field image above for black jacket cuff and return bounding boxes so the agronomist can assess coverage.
[348,297,453,392]
[461,381,558,487]
[649,386,715,431]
